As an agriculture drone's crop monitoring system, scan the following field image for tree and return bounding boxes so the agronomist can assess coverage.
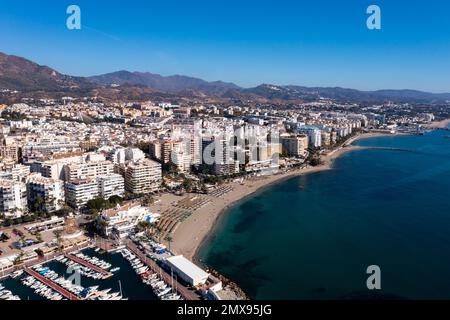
[55,230,63,249]
[35,232,43,243]
[309,156,324,167]
[182,179,194,193]
[13,253,24,266]
[165,235,173,252]
[86,197,117,214]
[137,221,151,233]
[108,195,123,206]
[141,194,154,207]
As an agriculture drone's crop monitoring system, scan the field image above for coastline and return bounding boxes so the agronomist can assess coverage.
[169,131,394,262]
[425,118,450,129]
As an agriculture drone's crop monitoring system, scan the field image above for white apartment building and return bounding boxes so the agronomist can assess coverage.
[97,203,160,237]
[65,179,99,208]
[125,148,145,162]
[108,147,145,165]
[297,126,322,148]
[26,175,65,213]
[108,148,126,164]
[0,179,27,218]
[0,164,30,182]
[122,159,162,194]
[64,160,114,182]
[36,154,84,180]
[202,136,239,176]
[172,149,192,173]
[97,174,125,199]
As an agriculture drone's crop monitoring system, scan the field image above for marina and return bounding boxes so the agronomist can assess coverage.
[0,245,191,300]
[23,267,77,300]
[120,248,183,300]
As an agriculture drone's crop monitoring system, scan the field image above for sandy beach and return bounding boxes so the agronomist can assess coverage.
[165,131,395,261]
[425,118,450,129]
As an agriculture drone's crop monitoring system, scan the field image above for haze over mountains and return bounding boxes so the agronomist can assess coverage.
[1,52,449,103]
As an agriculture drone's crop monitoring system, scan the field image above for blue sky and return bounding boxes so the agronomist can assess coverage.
[0,0,449,92]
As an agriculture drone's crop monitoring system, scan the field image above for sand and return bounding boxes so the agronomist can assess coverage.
[425,118,450,129]
[166,131,395,261]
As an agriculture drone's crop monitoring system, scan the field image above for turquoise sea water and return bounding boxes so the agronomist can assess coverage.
[199,129,450,300]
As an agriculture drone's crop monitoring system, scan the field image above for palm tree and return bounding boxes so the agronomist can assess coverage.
[55,230,63,251]
[155,225,163,241]
[165,235,173,252]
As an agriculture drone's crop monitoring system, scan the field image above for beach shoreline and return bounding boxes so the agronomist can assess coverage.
[168,131,395,262]
[425,118,450,129]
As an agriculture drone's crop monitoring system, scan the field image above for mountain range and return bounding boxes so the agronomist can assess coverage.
[1,52,449,103]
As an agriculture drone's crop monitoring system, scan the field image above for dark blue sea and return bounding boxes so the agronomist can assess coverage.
[199,128,450,300]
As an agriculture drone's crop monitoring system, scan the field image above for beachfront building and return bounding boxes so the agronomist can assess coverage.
[149,140,182,164]
[118,159,162,194]
[97,203,160,238]
[321,131,332,147]
[201,136,239,176]
[296,126,322,148]
[26,175,65,213]
[0,179,27,218]
[281,134,309,157]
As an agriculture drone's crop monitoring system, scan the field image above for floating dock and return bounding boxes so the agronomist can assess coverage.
[23,267,79,300]
[64,254,113,278]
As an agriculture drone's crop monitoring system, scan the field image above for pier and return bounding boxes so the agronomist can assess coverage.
[125,240,200,300]
[64,254,113,278]
[23,267,79,300]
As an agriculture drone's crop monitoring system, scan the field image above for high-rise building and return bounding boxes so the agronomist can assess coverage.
[297,126,322,148]
[121,159,162,194]
[97,174,125,199]
[64,160,114,182]
[26,175,65,213]
[281,135,309,157]
[202,136,239,176]
[65,179,99,208]
[0,179,27,218]
[124,148,146,162]
[149,140,182,164]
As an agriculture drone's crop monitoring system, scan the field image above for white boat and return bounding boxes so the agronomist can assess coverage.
[11,270,24,279]
[157,287,171,297]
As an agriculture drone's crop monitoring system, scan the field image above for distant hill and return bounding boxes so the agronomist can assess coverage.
[241,84,450,103]
[0,52,449,103]
[89,70,241,95]
[0,52,93,92]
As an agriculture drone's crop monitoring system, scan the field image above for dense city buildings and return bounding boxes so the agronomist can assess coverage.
[0,85,448,302]
[0,94,446,216]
